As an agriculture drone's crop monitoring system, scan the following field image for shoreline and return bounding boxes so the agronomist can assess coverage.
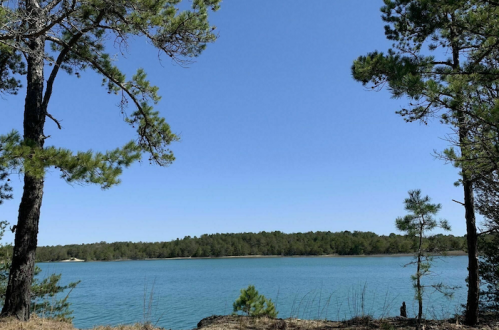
[146,250,467,260]
[60,258,85,262]
[4,312,499,330]
[49,250,467,263]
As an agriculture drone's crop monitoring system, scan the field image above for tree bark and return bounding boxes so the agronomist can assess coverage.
[458,119,479,326]
[456,92,479,326]
[417,223,423,329]
[449,25,479,325]
[457,101,479,326]
[1,11,46,318]
[464,177,479,325]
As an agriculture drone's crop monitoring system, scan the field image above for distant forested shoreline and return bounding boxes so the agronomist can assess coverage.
[27,231,467,262]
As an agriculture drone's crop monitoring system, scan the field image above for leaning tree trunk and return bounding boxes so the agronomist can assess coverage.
[1,28,46,320]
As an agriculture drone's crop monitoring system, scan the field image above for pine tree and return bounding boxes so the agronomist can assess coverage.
[395,190,451,328]
[350,0,499,324]
[233,285,278,318]
[0,0,220,320]
[479,233,499,312]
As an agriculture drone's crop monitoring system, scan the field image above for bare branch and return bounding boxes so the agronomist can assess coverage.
[46,113,61,129]
[452,199,465,206]
[43,10,106,117]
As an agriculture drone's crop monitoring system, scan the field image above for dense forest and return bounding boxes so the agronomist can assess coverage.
[30,231,466,262]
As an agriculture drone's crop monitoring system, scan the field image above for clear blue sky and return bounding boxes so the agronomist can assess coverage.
[1,1,472,246]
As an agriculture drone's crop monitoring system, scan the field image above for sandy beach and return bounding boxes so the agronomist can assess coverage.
[48,251,467,263]
[60,258,85,262]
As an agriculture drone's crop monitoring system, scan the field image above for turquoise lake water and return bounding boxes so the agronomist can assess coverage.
[37,256,468,330]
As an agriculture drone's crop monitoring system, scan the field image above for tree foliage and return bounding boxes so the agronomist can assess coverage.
[479,233,499,313]
[351,0,499,208]
[233,285,278,318]
[0,155,12,207]
[0,0,221,185]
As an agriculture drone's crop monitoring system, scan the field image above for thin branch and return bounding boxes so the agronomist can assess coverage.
[42,0,64,13]
[452,199,465,206]
[46,113,61,129]
[477,228,498,236]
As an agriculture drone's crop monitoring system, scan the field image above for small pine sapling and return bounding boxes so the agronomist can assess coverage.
[396,190,453,329]
[233,285,278,318]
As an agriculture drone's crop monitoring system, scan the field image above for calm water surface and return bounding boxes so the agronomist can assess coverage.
[37,256,468,330]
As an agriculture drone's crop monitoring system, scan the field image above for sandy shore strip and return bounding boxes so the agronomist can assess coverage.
[46,251,467,263]
[150,250,467,261]
[60,258,85,262]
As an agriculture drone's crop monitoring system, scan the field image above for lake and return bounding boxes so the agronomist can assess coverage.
[37,256,468,330]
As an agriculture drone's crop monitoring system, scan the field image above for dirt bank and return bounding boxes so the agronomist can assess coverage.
[196,315,499,330]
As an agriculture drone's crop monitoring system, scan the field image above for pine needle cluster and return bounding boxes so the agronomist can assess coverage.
[233,285,278,318]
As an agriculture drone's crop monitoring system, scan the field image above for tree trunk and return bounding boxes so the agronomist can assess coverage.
[1,22,46,319]
[449,31,479,325]
[464,177,479,326]
[455,94,479,326]
[417,225,423,329]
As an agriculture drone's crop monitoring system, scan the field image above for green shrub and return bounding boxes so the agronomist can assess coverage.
[233,285,278,318]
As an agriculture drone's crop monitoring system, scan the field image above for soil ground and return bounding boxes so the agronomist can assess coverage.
[1,314,498,330]
[196,315,499,330]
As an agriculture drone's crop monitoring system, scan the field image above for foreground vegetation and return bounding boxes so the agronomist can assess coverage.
[0,316,163,330]
[30,231,466,262]
[2,314,499,330]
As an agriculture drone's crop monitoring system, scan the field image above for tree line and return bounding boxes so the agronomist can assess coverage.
[28,231,466,262]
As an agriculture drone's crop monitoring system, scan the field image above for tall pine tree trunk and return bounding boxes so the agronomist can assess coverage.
[457,102,480,326]
[450,30,479,325]
[457,108,479,326]
[456,97,479,326]
[463,176,479,325]
[1,9,46,318]
[417,223,423,329]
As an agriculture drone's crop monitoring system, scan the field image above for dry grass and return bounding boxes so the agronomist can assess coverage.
[0,316,75,330]
[1,315,499,330]
[0,315,163,330]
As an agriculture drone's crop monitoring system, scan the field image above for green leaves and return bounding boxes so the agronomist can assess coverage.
[395,189,447,236]
[479,233,499,312]
[29,270,80,321]
[0,131,142,189]
[353,0,499,186]
[1,0,222,186]
[233,285,278,318]
[0,166,12,206]
[0,45,25,95]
